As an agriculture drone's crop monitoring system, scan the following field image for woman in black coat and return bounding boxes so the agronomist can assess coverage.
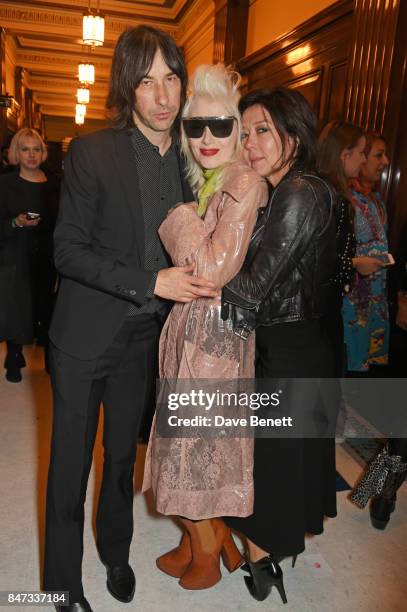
[0,128,59,382]
[222,88,339,604]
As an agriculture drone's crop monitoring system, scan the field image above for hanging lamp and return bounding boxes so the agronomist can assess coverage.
[76,103,87,117]
[78,61,95,85]
[77,87,90,104]
[83,0,105,47]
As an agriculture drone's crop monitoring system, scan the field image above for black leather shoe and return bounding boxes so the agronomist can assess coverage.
[370,495,397,529]
[370,467,406,529]
[55,599,93,611]
[6,367,22,383]
[106,564,135,603]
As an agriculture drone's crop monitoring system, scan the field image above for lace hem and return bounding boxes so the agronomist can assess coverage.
[154,485,254,520]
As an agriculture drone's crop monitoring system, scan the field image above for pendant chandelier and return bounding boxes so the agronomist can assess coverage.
[77,87,90,104]
[78,62,95,85]
[75,112,85,125]
[83,0,105,47]
[76,103,87,118]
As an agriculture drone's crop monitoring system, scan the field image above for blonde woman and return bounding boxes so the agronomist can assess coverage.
[142,64,267,589]
[0,128,59,381]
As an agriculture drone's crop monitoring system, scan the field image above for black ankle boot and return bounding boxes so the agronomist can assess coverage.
[351,443,407,530]
[244,555,287,603]
[370,468,406,530]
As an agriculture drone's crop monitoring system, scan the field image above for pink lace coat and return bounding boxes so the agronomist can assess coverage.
[142,160,267,519]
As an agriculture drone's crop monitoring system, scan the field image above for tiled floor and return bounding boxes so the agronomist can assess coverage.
[0,344,406,612]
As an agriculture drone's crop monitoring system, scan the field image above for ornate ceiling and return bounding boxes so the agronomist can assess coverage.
[0,0,208,121]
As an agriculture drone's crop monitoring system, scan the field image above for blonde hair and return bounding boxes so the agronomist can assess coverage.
[8,128,47,165]
[181,63,241,194]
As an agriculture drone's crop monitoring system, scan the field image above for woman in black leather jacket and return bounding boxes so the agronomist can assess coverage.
[222,88,338,603]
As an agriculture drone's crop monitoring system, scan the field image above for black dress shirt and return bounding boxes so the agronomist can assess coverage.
[127,127,184,317]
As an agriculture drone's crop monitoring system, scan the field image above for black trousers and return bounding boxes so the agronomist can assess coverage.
[43,315,161,602]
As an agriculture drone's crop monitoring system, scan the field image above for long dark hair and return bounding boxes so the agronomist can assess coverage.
[106,25,188,131]
[239,87,318,172]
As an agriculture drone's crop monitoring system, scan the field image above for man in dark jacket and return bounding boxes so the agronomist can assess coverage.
[44,26,216,612]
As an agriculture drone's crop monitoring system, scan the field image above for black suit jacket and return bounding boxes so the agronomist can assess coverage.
[50,127,193,359]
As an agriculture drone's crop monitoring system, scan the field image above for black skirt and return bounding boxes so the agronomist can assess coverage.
[225,320,337,556]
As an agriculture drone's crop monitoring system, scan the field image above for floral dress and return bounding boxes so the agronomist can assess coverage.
[342,183,389,371]
[142,160,267,519]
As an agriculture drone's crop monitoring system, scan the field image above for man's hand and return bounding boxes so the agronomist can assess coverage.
[154,263,218,303]
[353,256,384,276]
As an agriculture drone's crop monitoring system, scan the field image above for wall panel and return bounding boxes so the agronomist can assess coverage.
[237,0,353,124]
[380,0,407,248]
[4,35,16,98]
[0,28,8,144]
[246,0,337,56]
[345,0,400,132]
[213,0,249,65]
[324,60,348,122]
[236,0,406,248]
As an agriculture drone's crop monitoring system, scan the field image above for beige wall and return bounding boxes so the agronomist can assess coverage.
[184,25,214,76]
[246,0,336,56]
[178,0,215,77]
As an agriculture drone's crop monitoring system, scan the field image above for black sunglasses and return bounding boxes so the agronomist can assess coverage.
[183,116,236,139]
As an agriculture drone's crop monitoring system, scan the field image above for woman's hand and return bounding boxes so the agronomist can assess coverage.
[353,256,384,276]
[14,213,40,228]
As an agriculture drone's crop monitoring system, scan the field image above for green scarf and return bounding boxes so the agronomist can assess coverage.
[197,168,222,217]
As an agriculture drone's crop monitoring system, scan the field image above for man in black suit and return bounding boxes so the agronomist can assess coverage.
[44,26,217,612]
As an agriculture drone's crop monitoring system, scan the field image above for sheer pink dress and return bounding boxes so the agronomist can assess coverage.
[142,160,267,519]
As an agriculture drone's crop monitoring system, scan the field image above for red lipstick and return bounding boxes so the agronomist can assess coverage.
[200,149,219,156]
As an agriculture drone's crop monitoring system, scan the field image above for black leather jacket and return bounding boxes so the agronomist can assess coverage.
[221,171,337,339]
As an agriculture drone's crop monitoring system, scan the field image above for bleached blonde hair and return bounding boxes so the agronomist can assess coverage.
[8,128,47,165]
[181,63,242,194]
